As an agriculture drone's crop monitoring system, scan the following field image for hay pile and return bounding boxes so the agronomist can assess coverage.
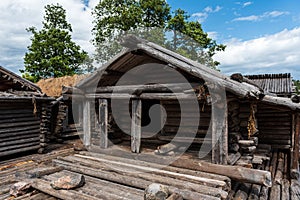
[36,74,88,97]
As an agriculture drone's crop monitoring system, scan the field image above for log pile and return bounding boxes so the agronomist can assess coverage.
[53,101,68,137]
[2,146,296,200]
[0,147,74,199]
[229,149,294,200]
[52,152,231,199]
[228,100,242,165]
[39,103,52,153]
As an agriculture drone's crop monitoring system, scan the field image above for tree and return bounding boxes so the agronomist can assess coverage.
[21,4,88,82]
[92,0,170,63]
[293,80,300,94]
[166,9,226,69]
[92,0,225,69]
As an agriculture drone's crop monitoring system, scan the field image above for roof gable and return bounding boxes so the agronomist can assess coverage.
[0,66,41,93]
[77,35,263,99]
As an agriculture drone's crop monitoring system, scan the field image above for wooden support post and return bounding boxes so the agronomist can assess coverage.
[131,99,142,153]
[291,113,300,179]
[83,100,91,147]
[211,101,228,165]
[160,101,165,135]
[78,102,83,126]
[99,99,108,149]
[63,106,68,131]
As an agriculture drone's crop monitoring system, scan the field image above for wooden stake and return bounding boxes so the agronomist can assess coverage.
[131,99,142,153]
[292,113,300,179]
[99,99,108,149]
[83,100,91,147]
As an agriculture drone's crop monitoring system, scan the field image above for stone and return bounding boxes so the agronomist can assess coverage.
[144,183,169,200]
[10,181,31,197]
[167,193,183,200]
[51,174,85,190]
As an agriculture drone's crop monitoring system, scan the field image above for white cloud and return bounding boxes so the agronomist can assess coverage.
[214,27,300,79]
[233,15,259,21]
[207,32,218,40]
[204,6,222,13]
[243,2,253,7]
[233,10,289,22]
[0,0,96,74]
[192,12,208,23]
[192,5,222,23]
[263,11,289,18]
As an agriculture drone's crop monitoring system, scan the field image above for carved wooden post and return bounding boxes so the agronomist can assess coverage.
[83,100,91,147]
[99,99,108,149]
[131,99,142,153]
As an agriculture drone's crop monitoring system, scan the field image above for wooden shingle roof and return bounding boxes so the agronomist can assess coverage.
[245,73,292,95]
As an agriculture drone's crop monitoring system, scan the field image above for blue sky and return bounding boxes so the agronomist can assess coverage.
[0,0,299,79]
[168,0,300,79]
[170,0,297,41]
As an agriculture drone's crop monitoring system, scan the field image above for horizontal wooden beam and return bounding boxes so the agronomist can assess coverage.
[261,95,300,111]
[86,92,198,100]
[95,83,199,93]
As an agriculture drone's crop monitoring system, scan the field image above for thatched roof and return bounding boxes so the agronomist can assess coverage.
[37,74,88,97]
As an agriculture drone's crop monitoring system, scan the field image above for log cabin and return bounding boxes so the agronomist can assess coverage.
[0,66,54,157]
[0,36,299,199]
[62,36,300,198]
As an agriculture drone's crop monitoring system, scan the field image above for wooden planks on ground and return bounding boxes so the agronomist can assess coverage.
[53,153,229,199]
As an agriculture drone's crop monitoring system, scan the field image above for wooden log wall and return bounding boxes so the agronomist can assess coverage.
[160,100,212,147]
[91,99,213,151]
[256,104,292,148]
[0,101,41,157]
[239,102,251,139]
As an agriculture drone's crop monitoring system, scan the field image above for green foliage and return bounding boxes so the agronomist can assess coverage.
[92,0,170,64]
[293,80,300,94]
[92,0,225,69]
[21,72,36,83]
[21,3,88,82]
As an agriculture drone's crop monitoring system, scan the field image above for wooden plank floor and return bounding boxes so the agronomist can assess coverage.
[0,144,75,200]
[49,151,230,200]
[1,142,300,199]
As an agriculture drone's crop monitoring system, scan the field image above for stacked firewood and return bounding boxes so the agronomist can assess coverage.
[228,101,259,167]
[39,103,52,153]
[228,101,242,165]
[236,137,258,168]
[53,101,68,136]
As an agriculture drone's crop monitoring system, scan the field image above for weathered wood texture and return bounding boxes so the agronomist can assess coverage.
[0,102,42,157]
[160,100,211,148]
[257,104,292,147]
[292,113,299,178]
[83,100,92,147]
[98,99,108,149]
[131,99,142,153]
[53,153,229,199]
[0,147,74,199]
[239,103,292,148]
